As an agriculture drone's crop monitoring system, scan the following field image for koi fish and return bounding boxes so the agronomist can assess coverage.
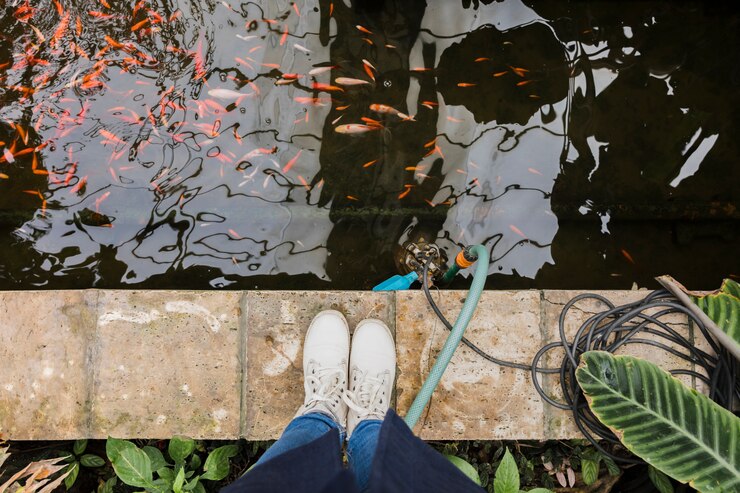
[621,249,635,264]
[369,104,414,121]
[207,88,253,101]
[308,66,335,76]
[334,124,380,135]
[282,150,302,173]
[239,146,277,161]
[509,225,527,238]
[312,82,343,92]
[335,77,370,86]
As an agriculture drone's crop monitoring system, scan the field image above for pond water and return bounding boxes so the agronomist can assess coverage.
[0,0,737,290]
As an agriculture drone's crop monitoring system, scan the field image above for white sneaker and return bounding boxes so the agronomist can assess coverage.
[344,319,396,438]
[295,310,350,428]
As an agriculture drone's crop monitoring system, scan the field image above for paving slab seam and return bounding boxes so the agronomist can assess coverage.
[238,291,249,439]
[537,290,550,440]
[82,289,100,438]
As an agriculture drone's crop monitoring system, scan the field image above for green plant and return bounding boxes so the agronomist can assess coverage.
[0,445,71,493]
[493,449,552,493]
[106,436,238,493]
[658,276,740,358]
[61,439,106,489]
[576,351,740,493]
[689,278,740,350]
[445,454,482,485]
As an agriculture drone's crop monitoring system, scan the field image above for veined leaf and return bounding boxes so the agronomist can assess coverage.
[169,436,195,463]
[106,438,138,464]
[80,454,105,468]
[143,446,168,471]
[63,461,79,490]
[657,276,740,359]
[690,279,740,348]
[111,446,154,489]
[202,445,239,481]
[173,467,185,493]
[581,458,599,485]
[576,351,740,493]
[73,439,87,456]
[649,465,675,493]
[443,455,481,486]
[493,449,519,493]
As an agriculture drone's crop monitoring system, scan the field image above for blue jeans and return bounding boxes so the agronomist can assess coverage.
[254,413,382,492]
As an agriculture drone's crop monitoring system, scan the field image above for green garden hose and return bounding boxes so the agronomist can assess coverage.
[403,244,490,429]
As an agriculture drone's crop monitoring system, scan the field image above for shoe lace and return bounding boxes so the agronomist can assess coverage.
[343,369,389,421]
[304,361,346,412]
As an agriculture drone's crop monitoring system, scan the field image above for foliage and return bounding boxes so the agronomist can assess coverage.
[61,439,106,490]
[648,465,674,493]
[0,445,71,493]
[106,436,239,493]
[658,275,740,358]
[689,278,740,351]
[433,439,620,492]
[576,351,740,493]
[445,454,481,485]
[493,449,551,493]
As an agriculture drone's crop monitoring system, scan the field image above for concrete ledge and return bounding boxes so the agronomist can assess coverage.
[0,289,706,440]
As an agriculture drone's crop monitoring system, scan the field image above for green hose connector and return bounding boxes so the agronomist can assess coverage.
[439,263,460,285]
[439,246,479,285]
[403,244,490,429]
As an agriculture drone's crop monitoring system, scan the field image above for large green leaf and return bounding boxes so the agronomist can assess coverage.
[690,279,740,347]
[656,276,740,359]
[106,438,138,464]
[576,351,740,493]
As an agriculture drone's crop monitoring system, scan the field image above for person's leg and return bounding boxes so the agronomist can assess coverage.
[346,418,382,491]
[253,412,340,467]
[254,310,351,469]
[344,319,396,492]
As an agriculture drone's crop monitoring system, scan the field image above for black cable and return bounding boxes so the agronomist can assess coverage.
[420,258,739,464]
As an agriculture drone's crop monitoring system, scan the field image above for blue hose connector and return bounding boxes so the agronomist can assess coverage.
[372,271,419,291]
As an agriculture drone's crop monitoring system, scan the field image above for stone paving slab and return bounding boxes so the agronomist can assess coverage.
[242,291,395,440]
[0,291,97,440]
[396,291,545,440]
[0,288,711,440]
[90,291,241,439]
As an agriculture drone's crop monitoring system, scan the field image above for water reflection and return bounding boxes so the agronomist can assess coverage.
[0,0,736,290]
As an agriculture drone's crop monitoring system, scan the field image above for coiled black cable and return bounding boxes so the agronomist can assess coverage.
[421,260,739,463]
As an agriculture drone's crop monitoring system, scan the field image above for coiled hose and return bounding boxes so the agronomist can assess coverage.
[403,244,489,429]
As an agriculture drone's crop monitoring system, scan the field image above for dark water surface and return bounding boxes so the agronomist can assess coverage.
[0,0,737,290]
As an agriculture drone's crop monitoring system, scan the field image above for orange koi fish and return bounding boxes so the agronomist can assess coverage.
[282,150,302,173]
[335,77,370,86]
[369,104,414,121]
[334,124,380,135]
